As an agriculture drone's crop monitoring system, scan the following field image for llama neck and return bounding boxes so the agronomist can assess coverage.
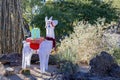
[46,27,55,39]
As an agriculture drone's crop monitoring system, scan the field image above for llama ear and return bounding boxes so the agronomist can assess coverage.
[49,16,53,20]
[53,20,58,26]
[45,16,48,22]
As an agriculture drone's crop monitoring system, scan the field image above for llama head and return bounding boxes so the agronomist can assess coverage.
[45,16,58,38]
[45,16,58,28]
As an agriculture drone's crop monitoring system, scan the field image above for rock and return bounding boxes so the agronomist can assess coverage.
[104,21,120,34]
[0,62,6,76]
[7,53,22,66]
[0,53,22,66]
[89,51,118,76]
[62,72,72,80]
[0,75,8,80]
[72,72,90,80]
[71,51,120,79]
[0,53,39,66]
[110,66,120,78]
[102,33,120,48]
[5,67,14,76]
[89,76,120,80]
[0,55,9,64]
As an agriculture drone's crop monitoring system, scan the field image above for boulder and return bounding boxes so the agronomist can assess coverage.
[0,55,8,64]
[110,65,120,78]
[0,53,40,65]
[0,53,22,66]
[72,72,90,80]
[71,51,120,79]
[7,53,22,66]
[89,77,120,80]
[102,33,120,48]
[89,51,118,76]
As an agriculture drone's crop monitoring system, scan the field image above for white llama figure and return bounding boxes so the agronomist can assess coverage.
[38,16,58,73]
[21,16,58,72]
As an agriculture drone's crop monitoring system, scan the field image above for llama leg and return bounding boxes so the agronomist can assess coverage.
[22,50,24,69]
[42,54,46,73]
[45,52,50,70]
[26,50,32,68]
[22,47,27,69]
[22,53,29,69]
[22,50,25,69]
[39,52,46,73]
[22,42,31,69]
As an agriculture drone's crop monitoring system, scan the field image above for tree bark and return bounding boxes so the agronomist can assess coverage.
[0,0,24,54]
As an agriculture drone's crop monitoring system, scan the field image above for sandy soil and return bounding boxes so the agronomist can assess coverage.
[5,64,59,80]
[4,64,90,80]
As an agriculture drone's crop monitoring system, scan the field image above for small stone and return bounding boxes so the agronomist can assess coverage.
[0,62,6,76]
[5,67,14,76]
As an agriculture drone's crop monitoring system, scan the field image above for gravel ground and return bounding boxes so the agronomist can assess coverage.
[3,63,90,80]
[5,64,60,80]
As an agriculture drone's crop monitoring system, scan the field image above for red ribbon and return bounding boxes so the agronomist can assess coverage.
[45,37,56,49]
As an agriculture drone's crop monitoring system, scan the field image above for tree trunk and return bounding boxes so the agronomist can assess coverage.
[0,0,2,53]
[0,0,24,54]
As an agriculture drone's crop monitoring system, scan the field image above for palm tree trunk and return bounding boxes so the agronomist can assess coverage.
[0,0,24,54]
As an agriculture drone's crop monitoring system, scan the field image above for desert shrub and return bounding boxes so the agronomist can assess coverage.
[49,48,79,77]
[57,48,79,74]
[49,20,120,77]
[51,20,109,76]
[57,20,110,65]
[109,48,120,64]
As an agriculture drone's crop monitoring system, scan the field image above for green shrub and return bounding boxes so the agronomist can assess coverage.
[56,48,79,75]
[109,48,120,64]
[59,61,79,75]
[49,47,79,74]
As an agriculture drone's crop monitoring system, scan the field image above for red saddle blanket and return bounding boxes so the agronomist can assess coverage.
[26,37,44,50]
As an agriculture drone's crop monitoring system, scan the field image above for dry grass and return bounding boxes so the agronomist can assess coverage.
[57,21,113,64]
